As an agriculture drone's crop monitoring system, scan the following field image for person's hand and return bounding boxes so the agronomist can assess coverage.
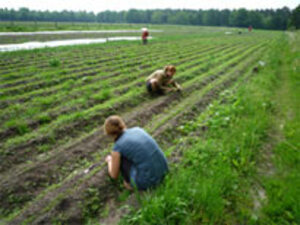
[164,87,173,93]
[105,155,112,163]
[177,86,182,92]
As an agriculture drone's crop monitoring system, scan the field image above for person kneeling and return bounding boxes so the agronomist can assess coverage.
[146,65,182,95]
[104,115,168,190]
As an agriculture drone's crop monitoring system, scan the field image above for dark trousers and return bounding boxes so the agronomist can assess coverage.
[121,156,132,183]
[146,81,164,95]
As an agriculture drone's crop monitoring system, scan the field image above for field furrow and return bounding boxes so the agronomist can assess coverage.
[0,42,266,219]
[0,27,284,224]
[8,42,267,225]
[0,44,237,142]
[0,42,262,173]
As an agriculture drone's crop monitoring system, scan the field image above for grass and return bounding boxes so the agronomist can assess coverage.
[258,32,300,225]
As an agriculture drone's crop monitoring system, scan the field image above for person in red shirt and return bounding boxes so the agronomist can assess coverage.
[142,28,149,45]
[248,25,253,32]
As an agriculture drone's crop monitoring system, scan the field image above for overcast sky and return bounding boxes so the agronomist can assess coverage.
[1,0,298,13]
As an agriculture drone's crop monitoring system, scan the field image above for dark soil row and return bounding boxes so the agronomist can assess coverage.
[0,41,170,85]
[0,44,263,219]
[0,40,207,101]
[10,49,263,225]
[0,38,148,72]
[0,38,197,77]
[0,44,234,142]
[0,43,248,173]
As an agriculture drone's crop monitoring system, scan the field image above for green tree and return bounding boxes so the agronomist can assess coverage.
[151,11,167,24]
[167,10,190,25]
[247,11,264,29]
[219,9,231,26]
[203,9,220,26]
[289,4,300,29]
[0,7,294,30]
[125,9,143,23]
[229,8,249,27]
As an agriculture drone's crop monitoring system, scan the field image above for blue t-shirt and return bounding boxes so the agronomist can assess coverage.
[113,127,168,190]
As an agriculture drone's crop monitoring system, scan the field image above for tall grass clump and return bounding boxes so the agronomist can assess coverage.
[259,33,300,225]
[49,58,61,67]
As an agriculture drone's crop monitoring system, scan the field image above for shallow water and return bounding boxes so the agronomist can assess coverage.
[0,36,152,52]
[0,30,162,36]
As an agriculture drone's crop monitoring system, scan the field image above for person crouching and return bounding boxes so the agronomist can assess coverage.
[146,65,182,95]
[104,115,168,190]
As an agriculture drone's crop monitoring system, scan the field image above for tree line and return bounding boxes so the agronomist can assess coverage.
[0,6,299,30]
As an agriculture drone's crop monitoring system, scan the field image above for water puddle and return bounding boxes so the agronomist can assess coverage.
[0,29,162,36]
[0,36,152,52]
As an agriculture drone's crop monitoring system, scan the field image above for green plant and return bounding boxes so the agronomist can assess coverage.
[82,187,102,220]
[49,58,61,67]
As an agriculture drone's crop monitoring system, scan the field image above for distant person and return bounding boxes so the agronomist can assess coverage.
[146,65,182,95]
[104,115,168,190]
[248,25,253,32]
[141,27,149,45]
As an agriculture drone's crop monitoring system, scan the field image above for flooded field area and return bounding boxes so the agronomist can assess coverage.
[0,29,161,45]
[0,36,152,52]
[0,29,162,36]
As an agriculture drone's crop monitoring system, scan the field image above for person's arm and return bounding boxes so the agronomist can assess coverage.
[168,80,182,91]
[174,81,182,91]
[105,151,121,179]
[158,85,174,93]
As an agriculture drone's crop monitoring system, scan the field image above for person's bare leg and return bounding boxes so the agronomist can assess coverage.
[124,180,134,190]
[150,80,159,92]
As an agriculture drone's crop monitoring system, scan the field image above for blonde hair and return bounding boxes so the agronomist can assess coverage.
[104,115,126,136]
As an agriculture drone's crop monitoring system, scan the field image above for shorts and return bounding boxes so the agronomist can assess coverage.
[146,80,152,93]
[121,156,132,183]
[121,156,139,188]
[146,81,164,95]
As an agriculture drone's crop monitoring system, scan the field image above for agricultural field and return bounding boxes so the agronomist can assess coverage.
[0,25,299,225]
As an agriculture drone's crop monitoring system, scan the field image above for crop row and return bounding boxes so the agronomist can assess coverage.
[0,40,218,100]
[0,41,182,89]
[0,37,148,71]
[0,42,262,172]
[0,41,264,183]
[6,42,268,224]
[0,35,219,76]
[0,34,262,81]
[0,43,238,142]
[0,38,189,84]
[0,43,234,136]
[0,42,267,220]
